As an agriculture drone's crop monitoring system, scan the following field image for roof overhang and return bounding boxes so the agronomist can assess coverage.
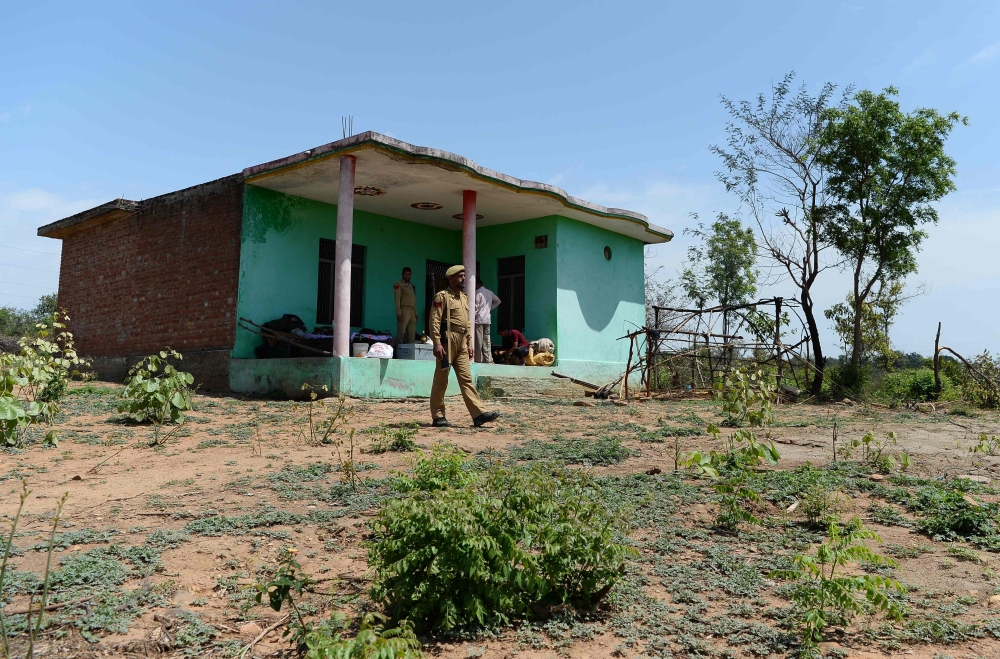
[37,198,145,238]
[242,132,672,244]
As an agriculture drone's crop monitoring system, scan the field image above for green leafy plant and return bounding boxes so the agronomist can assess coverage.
[774,518,905,657]
[255,549,423,658]
[302,613,423,659]
[839,430,900,473]
[915,489,999,547]
[713,474,763,532]
[677,450,720,478]
[392,441,478,493]
[370,462,636,632]
[254,547,314,647]
[708,425,781,469]
[716,367,775,428]
[364,421,418,454]
[0,311,88,448]
[117,350,194,445]
[701,367,780,472]
[508,436,635,466]
[969,433,1000,456]
[801,485,843,528]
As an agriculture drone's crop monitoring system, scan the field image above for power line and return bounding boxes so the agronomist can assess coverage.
[0,244,59,256]
[0,262,58,274]
[0,280,55,290]
[0,292,49,301]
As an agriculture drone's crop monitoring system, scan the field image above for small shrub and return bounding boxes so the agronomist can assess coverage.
[369,462,636,632]
[801,485,843,528]
[0,312,88,448]
[255,548,423,658]
[969,433,1000,456]
[365,421,418,454]
[392,442,477,493]
[117,350,194,445]
[717,367,774,428]
[304,613,423,659]
[773,518,905,657]
[839,430,900,472]
[877,368,951,406]
[713,474,763,532]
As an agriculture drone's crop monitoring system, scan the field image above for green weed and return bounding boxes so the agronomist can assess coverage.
[508,436,635,466]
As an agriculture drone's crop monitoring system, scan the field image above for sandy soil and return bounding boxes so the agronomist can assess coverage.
[2,382,999,659]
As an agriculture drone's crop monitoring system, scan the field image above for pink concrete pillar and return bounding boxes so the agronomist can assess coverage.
[333,155,356,357]
[462,190,477,307]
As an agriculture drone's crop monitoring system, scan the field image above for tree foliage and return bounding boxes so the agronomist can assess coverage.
[817,87,965,376]
[682,213,758,335]
[0,294,58,342]
[824,278,914,370]
[712,72,847,395]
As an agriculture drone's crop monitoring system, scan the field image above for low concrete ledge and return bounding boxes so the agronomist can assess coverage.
[230,356,631,399]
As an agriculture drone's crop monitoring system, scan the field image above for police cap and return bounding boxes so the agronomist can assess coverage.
[445,265,465,277]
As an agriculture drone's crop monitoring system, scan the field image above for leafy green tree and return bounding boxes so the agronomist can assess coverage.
[817,87,965,379]
[682,213,758,336]
[824,278,917,370]
[0,294,58,340]
[712,72,849,396]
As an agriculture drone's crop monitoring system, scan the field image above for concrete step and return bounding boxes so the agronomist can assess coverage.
[477,375,589,399]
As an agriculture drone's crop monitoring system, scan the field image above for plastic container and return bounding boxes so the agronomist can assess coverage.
[397,343,435,360]
[352,342,369,358]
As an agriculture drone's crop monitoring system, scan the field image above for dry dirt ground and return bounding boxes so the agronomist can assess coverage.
[2,382,1000,659]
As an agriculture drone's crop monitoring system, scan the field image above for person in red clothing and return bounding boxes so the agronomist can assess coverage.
[498,328,530,365]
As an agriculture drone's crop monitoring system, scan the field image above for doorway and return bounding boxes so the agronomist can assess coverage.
[497,255,525,332]
[425,260,450,334]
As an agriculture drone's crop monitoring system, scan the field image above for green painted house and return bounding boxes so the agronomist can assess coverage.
[39,132,672,397]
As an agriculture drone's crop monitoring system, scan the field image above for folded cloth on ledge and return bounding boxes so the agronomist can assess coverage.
[291,328,336,340]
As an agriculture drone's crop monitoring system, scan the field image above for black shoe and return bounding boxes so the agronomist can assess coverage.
[432,418,452,428]
[473,411,500,428]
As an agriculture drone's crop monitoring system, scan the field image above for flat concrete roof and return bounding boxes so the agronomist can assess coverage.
[243,132,672,244]
[37,198,144,239]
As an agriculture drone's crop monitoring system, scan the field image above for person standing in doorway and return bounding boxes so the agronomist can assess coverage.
[394,267,417,345]
[474,280,500,363]
[428,265,500,428]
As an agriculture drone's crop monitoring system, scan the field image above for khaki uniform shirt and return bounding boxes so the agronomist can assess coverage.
[429,288,473,351]
[394,279,416,314]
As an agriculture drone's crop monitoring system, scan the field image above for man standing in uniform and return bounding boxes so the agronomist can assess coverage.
[429,265,500,428]
[394,267,417,346]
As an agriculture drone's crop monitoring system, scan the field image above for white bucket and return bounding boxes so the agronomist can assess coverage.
[352,342,369,358]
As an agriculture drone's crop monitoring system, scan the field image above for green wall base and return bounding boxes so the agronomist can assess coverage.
[229,356,632,399]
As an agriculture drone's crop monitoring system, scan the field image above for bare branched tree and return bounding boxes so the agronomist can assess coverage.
[711,72,848,395]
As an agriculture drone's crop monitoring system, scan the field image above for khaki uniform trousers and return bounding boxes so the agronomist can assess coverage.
[396,306,416,345]
[474,324,494,363]
[430,331,487,421]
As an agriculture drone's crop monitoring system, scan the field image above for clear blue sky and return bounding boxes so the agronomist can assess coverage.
[2,1,998,356]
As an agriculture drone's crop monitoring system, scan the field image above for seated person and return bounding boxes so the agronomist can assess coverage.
[497,328,531,365]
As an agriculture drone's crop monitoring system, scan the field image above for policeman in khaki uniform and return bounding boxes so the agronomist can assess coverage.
[429,265,500,428]
[394,267,417,345]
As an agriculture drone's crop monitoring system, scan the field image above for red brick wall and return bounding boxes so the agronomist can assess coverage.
[57,175,244,358]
